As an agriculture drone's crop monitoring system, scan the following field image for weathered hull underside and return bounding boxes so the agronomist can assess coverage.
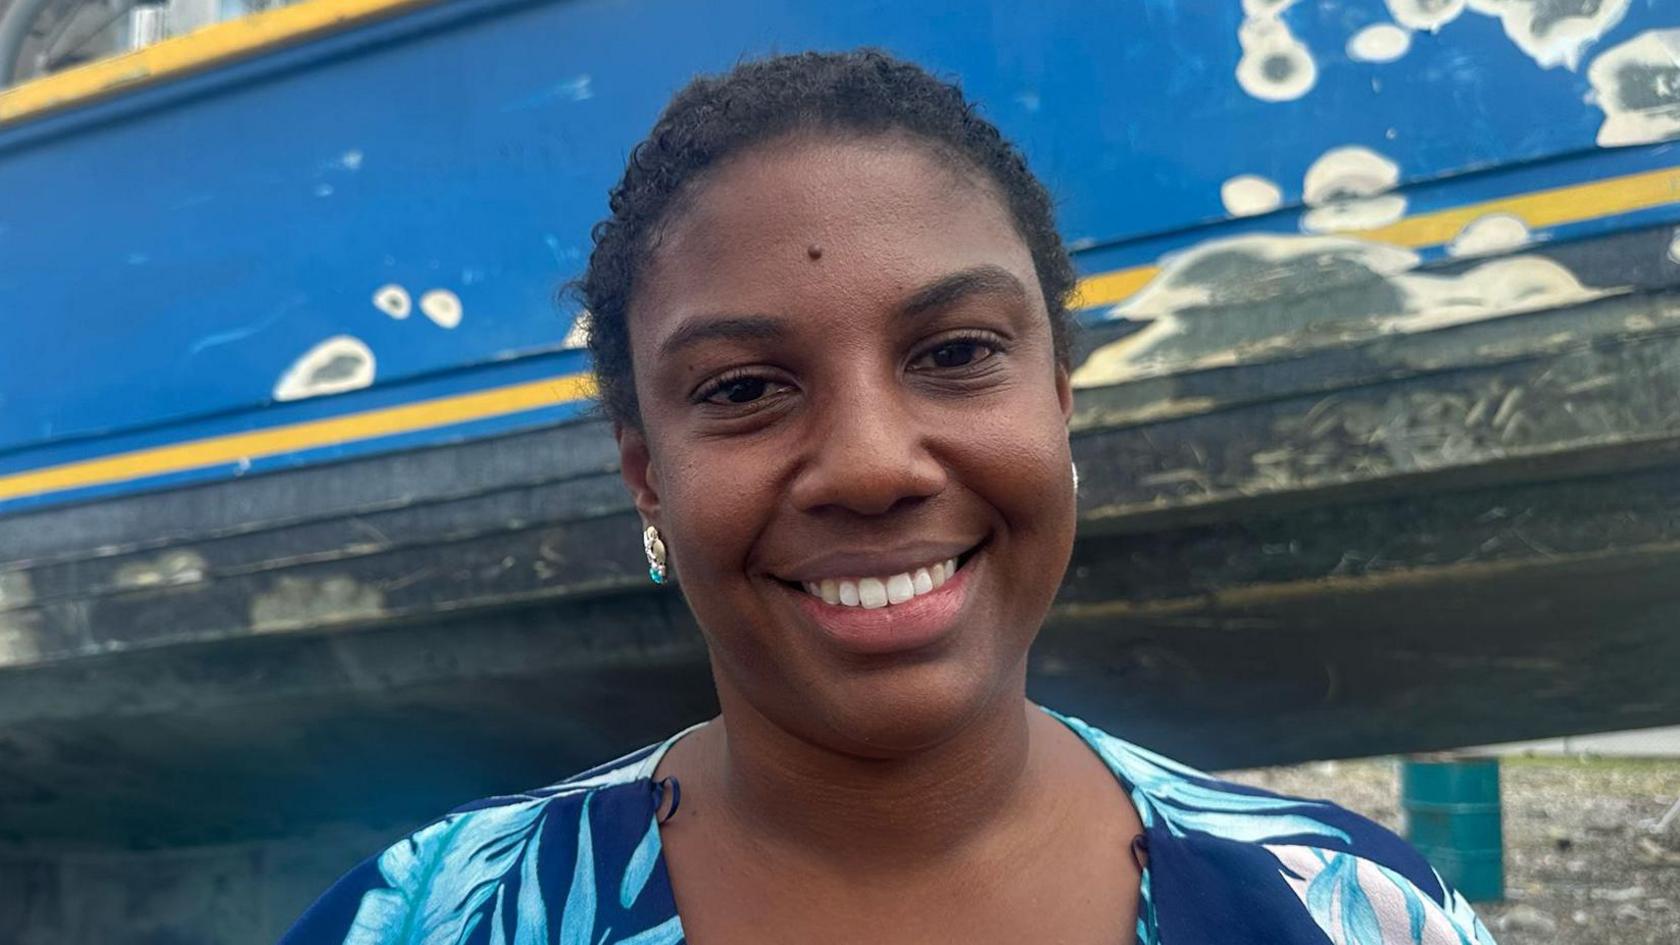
[8,224,1680,846]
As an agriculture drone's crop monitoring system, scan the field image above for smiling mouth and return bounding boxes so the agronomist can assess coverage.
[776,543,983,609]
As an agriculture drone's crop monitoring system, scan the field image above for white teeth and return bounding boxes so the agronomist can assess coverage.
[912,567,933,595]
[886,573,915,604]
[798,554,969,608]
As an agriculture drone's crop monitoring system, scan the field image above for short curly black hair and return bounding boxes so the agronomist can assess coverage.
[577,49,1077,429]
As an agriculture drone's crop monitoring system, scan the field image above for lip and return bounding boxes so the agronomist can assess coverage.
[771,541,979,584]
[780,545,980,656]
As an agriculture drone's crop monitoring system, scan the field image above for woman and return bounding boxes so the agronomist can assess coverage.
[283,51,1496,945]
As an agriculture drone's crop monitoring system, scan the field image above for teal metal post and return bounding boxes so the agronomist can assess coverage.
[1400,756,1504,902]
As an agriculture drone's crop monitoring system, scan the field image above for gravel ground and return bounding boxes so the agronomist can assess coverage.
[1220,757,1680,944]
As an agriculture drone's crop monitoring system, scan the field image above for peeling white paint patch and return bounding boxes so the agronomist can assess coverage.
[1447,213,1532,257]
[1301,146,1407,233]
[562,311,592,349]
[339,149,364,171]
[1384,0,1466,31]
[1221,174,1284,217]
[1389,256,1606,331]
[1237,6,1318,102]
[1347,23,1413,62]
[1109,234,1420,320]
[1467,0,1629,70]
[1302,195,1407,233]
[420,289,463,329]
[0,570,28,608]
[1588,29,1680,147]
[250,575,385,634]
[114,550,208,589]
[1070,231,1610,389]
[0,571,41,668]
[373,284,411,319]
[1667,228,1680,264]
[1072,233,1420,386]
[1303,146,1401,205]
[274,336,376,402]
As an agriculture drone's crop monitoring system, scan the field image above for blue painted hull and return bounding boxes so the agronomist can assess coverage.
[7,0,1680,849]
[4,0,1680,511]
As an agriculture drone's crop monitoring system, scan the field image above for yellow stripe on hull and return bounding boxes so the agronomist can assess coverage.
[1071,164,1680,311]
[0,0,433,124]
[0,373,594,504]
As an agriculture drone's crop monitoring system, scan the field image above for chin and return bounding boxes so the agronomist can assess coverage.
[798,655,1024,757]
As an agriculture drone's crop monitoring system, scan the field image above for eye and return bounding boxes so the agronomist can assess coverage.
[697,372,791,407]
[912,334,1002,371]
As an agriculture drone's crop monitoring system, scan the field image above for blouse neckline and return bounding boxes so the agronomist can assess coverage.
[630,705,1160,944]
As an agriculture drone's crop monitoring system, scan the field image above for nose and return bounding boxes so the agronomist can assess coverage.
[788,382,945,517]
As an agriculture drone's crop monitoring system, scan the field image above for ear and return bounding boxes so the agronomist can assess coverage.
[1055,363,1074,425]
[615,422,661,524]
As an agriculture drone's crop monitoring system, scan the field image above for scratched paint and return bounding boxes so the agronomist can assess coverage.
[1300,146,1407,233]
[0,571,41,668]
[1070,232,1607,387]
[1587,29,1680,147]
[1237,2,1319,102]
[249,574,385,633]
[273,336,376,402]
[419,288,464,329]
[1467,0,1629,70]
[373,284,411,318]
[113,550,208,589]
[1447,213,1533,257]
[1347,24,1413,63]
[1384,0,1466,31]
[1221,174,1284,217]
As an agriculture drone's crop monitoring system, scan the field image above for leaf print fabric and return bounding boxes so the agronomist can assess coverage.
[1269,845,1498,945]
[280,710,1497,945]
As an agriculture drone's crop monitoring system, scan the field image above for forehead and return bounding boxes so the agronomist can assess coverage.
[630,135,1034,332]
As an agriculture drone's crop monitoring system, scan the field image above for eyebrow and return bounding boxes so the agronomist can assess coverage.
[657,314,789,359]
[654,264,1028,359]
[900,264,1028,318]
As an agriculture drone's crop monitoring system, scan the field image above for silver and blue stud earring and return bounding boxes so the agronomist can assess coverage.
[643,525,668,585]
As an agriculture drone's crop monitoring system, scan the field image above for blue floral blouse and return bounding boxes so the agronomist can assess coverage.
[281,708,1497,945]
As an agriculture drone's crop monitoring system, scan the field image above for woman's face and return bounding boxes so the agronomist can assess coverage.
[618,135,1075,756]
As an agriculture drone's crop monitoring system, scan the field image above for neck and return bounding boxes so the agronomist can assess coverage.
[700,672,1043,872]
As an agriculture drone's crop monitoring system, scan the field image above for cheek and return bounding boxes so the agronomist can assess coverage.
[659,450,773,586]
[960,390,1072,509]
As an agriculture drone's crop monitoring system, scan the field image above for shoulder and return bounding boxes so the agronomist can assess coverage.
[279,736,685,945]
[1049,709,1499,945]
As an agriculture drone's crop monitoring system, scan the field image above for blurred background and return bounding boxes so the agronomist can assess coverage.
[1,0,1678,941]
